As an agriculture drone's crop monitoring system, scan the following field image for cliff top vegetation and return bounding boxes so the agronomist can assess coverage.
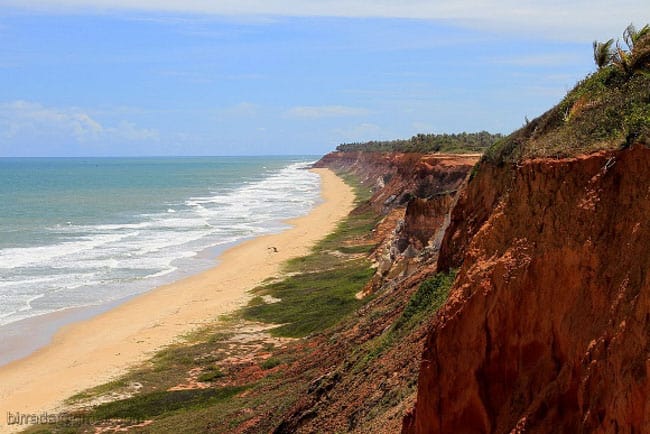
[485,23,650,163]
[335,131,502,154]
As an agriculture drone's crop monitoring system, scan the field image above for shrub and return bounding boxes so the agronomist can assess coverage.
[261,358,282,370]
[392,270,457,333]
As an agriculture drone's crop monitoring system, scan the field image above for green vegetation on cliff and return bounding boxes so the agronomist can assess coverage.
[352,270,456,372]
[392,271,457,333]
[336,131,502,154]
[241,207,378,338]
[486,23,650,163]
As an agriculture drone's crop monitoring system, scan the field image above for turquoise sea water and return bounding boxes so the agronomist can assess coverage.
[0,156,320,326]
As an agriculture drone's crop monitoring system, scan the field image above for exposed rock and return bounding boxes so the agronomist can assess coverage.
[404,196,455,251]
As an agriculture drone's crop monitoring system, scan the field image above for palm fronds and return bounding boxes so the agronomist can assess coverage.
[593,38,615,68]
[598,23,650,75]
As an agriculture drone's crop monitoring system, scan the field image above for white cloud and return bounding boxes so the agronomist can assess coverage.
[0,100,159,144]
[285,105,369,119]
[2,0,648,41]
[1,100,103,141]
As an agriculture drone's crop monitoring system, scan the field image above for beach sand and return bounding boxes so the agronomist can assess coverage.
[0,168,354,432]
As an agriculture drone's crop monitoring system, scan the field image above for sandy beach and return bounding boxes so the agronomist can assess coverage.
[0,168,354,432]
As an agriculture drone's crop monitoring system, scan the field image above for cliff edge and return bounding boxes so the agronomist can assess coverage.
[404,57,650,433]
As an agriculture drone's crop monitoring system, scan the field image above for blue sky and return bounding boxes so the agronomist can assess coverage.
[0,1,648,156]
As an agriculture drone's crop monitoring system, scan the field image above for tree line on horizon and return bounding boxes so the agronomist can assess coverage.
[335,131,503,154]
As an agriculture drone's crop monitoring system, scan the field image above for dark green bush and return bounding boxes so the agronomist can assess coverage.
[260,358,282,370]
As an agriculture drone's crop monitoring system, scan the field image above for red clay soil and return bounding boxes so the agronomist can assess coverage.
[404,145,650,433]
[314,151,478,214]
[403,195,455,251]
[317,151,478,298]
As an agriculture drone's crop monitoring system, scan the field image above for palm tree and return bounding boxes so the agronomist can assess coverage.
[613,39,632,74]
[613,24,650,74]
[627,24,650,71]
[623,24,650,51]
[593,39,615,68]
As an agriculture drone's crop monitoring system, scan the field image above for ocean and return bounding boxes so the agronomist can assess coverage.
[0,156,321,328]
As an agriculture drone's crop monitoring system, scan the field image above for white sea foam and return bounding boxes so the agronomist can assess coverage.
[0,232,138,269]
[0,160,320,326]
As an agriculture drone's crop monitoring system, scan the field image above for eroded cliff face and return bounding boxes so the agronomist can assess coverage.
[315,151,479,293]
[405,145,650,433]
[315,151,477,213]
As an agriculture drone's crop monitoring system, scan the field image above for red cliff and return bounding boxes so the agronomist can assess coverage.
[315,151,479,293]
[314,151,478,214]
[404,145,650,433]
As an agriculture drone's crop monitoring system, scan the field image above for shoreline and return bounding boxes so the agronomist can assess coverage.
[0,237,266,368]
[0,168,354,431]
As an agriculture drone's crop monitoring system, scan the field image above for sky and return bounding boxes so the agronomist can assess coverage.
[0,1,648,156]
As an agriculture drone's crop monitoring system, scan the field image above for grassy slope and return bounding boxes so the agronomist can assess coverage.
[267,268,457,433]
[485,67,650,163]
[348,270,456,379]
